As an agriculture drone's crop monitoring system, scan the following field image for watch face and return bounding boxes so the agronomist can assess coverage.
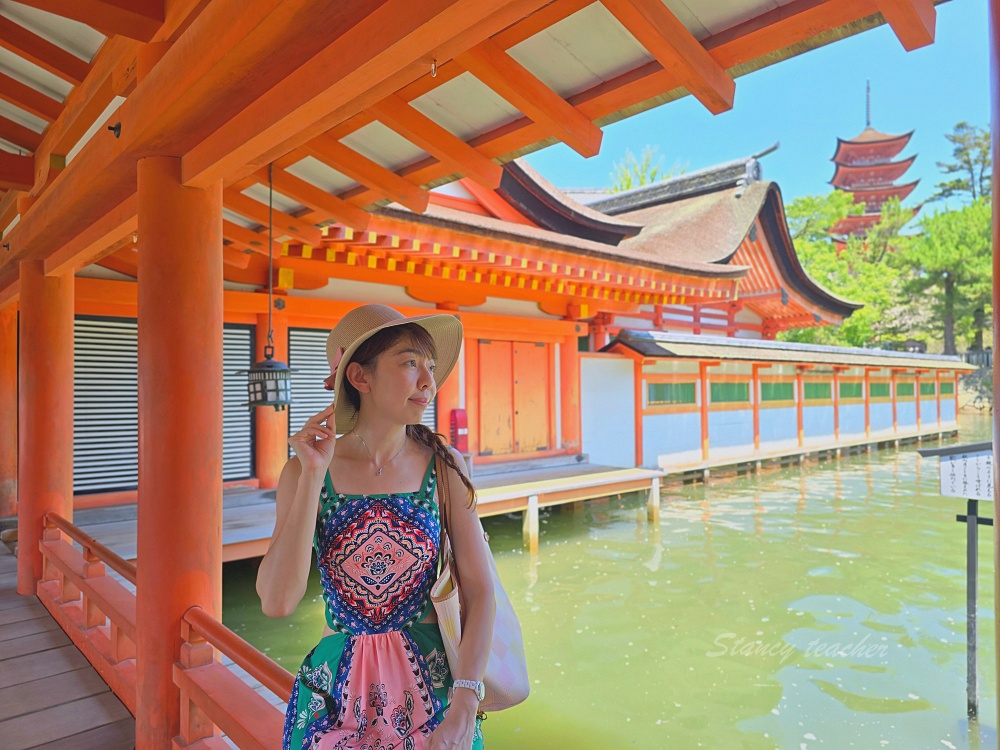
[476,682,486,701]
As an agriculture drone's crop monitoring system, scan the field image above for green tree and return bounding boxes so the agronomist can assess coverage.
[894,199,992,354]
[608,146,684,193]
[780,193,912,348]
[931,122,991,203]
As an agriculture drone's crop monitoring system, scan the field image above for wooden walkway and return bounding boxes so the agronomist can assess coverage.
[0,543,135,750]
[71,460,663,562]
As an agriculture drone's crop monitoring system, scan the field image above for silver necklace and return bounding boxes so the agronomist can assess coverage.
[352,431,407,476]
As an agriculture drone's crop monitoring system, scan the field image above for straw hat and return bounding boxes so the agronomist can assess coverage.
[326,304,463,433]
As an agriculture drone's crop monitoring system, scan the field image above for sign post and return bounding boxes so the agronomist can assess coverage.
[918,441,994,723]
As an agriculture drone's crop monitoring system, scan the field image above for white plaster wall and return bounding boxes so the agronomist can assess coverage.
[581,355,636,468]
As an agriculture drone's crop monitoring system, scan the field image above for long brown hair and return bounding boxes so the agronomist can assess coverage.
[342,322,476,508]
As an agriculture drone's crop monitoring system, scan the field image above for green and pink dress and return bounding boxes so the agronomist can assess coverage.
[283,454,485,750]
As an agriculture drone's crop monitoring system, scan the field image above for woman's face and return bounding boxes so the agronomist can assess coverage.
[365,337,437,423]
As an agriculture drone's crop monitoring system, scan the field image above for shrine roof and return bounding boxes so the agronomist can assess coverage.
[375,201,747,280]
[604,330,975,370]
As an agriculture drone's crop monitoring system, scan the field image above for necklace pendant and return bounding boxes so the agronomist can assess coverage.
[376,468,382,476]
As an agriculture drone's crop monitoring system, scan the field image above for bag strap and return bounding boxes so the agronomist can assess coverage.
[435,453,463,587]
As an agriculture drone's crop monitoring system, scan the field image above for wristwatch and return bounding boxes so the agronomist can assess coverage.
[450,679,485,702]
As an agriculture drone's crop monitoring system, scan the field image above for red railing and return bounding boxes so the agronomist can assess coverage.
[173,606,293,749]
[37,512,139,711]
[36,512,295,749]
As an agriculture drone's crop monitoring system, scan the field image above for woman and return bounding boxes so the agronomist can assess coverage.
[256,304,495,750]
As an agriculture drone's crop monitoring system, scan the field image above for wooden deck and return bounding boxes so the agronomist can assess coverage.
[0,543,135,750]
[70,460,664,562]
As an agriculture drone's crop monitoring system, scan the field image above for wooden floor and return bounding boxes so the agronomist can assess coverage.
[71,460,659,562]
[0,543,135,750]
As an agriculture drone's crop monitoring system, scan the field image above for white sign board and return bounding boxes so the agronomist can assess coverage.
[940,450,994,501]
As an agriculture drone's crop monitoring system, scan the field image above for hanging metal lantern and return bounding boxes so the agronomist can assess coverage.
[238,344,295,411]
[238,162,296,410]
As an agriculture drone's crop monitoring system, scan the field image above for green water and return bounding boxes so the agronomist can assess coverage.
[223,413,997,749]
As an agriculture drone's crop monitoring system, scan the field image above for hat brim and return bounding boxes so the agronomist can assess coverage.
[330,313,462,434]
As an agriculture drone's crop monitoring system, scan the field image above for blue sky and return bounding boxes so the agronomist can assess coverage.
[523,0,989,208]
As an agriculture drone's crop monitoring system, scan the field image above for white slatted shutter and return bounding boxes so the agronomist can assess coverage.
[222,325,255,480]
[288,327,437,441]
[73,317,255,493]
[74,317,139,493]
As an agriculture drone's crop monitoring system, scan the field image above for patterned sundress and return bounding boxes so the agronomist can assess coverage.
[283,453,485,750]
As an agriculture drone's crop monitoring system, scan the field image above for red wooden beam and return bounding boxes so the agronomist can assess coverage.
[0,115,42,152]
[874,0,935,50]
[0,16,90,85]
[455,38,603,158]
[258,167,371,231]
[0,72,63,122]
[0,151,34,191]
[305,135,429,213]
[14,0,165,43]
[371,94,503,189]
[601,0,735,114]
[223,188,323,247]
[179,0,554,189]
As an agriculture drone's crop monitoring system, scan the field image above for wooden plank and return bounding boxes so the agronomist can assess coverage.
[0,17,90,85]
[0,114,43,152]
[0,627,71,659]
[32,716,135,750]
[0,691,131,750]
[0,666,108,722]
[223,189,324,247]
[371,94,503,189]
[0,615,60,643]
[0,602,48,626]
[0,72,62,121]
[14,0,165,43]
[875,0,935,50]
[0,644,90,689]
[263,167,371,230]
[0,591,39,611]
[0,151,36,192]
[602,0,735,114]
[455,38,602,158]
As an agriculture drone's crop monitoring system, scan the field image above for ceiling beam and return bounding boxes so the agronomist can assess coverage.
[874,0,935,50]
[256,167,371,231]
[179,0,554,189]
[0,116,42,152]
[0,72,63,122]
[601,0,735,114]
[0,17,90,85]
[222,219,281,257]
[43,193,137,276]
[0,152,34,191]
[371,94,503,189]
[305,135,429,213]
[13,0,165,43]
[455,39,602,158]
[223,188,324,247]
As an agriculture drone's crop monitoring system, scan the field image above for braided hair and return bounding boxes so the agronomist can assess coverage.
[339,322,477,509]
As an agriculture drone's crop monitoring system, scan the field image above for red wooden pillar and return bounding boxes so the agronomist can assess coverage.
[254,310,288,487]
[935,370,942,425]
[863,368,872,438]
[751,363,762,451]
[435,346,460,441]
[699,362,711,461]
[559,332,581,453]
[795,367,805,447]
[0,304,16,519]
[890,370,898,433]
[16,263,73,594]
[135,156,223,750]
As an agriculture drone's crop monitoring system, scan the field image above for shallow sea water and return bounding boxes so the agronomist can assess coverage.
[223,412,996,749]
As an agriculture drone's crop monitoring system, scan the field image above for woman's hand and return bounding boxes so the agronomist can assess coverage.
[288,402,337,475]
[427,695,477,750]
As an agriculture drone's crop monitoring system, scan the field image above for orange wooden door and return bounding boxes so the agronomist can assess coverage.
[478,340,513,456]
[513,342,549,452]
